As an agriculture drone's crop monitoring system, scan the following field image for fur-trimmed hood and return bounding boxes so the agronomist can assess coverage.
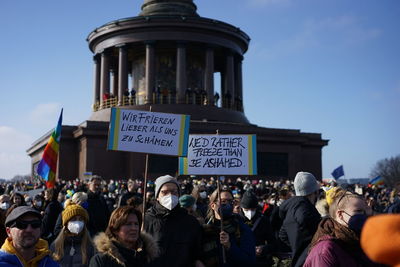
[93,231,159,266]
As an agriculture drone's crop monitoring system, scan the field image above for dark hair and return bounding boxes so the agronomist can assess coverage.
[10,193,26,206]
[105,206,142,240]
[46,188,59,202]
[90,176,102,183]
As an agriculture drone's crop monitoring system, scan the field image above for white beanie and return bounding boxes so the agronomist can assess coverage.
[154,175,180,198]
[294,171,319,196]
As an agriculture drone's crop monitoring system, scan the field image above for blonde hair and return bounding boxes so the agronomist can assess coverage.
[72,192,88,205]
[63,199,72,209]
[328,188,363,219]
[52,226,92,264]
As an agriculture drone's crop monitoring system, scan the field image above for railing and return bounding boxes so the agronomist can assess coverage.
[92,91,243,112]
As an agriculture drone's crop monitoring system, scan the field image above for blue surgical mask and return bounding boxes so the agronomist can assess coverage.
[346,213,368,235]
[219,203,233,219]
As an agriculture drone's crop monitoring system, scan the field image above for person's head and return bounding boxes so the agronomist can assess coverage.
[315,198,329,218]
[191,185,207,200]
[62,203,89,235]
[71,192,88,206]
[293,171,320,204]
[279,188,291,200]
[89,176,102,194]
[54,203,91,264]
[329,189,369,235]
[0,195,11,211]
[240,190,258,220]
[5,206,42,251]
[105,206,142,249]
[127,180,137,193]
[179,194,196,213]
[24,196,32,205]
[44,188,58,202]
[11,193,24,206]
[57,192,65,203]
[207,189,234,220]
[155,175,180,210]
[33,195,43,209]
[361,214,400,267]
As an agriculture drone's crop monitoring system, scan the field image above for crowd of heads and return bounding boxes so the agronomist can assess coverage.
[0,173,400,266]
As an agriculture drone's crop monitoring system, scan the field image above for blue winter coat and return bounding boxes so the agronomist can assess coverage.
[0,250,59,267]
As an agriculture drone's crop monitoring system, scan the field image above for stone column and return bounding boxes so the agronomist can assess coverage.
[235,56,243,111]
[110,69,118,97]
[100,51,110,108]
[205,47,214,106]
[92,56,100,108]
[145,42,155,104]
[176,42,187,104]
[118,45,128,106]
[224,52,234,109]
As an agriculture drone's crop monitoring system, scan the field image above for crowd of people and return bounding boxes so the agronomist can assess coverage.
[0,172,399,267]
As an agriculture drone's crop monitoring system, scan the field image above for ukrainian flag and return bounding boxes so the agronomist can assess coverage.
[370,176,384,186]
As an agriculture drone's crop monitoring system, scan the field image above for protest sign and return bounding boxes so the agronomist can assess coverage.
[15,189,44,198]
[179,134,257,175]
[108,108,190,156]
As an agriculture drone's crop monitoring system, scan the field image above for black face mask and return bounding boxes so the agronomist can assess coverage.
[345,212,368,235]
[219,203,233,219]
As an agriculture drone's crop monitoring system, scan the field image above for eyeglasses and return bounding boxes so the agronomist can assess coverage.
[220,199,234,205]
[11,220,41,230]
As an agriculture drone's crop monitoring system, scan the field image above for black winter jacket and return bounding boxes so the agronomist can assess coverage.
[279,196,321,267]
[42,200,63,242]
[144,202,202,267]
[87,192,110,236]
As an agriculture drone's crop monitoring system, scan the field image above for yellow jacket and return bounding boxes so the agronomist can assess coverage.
[1,238,53,267]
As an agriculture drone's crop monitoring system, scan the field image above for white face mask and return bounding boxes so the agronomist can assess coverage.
[67,220,85,235]
[243,209,256,220]
[199,192,207,199]
[0,202,10,210]
[159,195,179,210]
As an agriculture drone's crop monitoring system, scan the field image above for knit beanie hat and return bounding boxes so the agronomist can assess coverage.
[240,190,258,209]
[325,187,340,206]
[293,171,319,196]
[361,214,400,267]
[155,175,180,198]
[62,203,89,226]
[179,194,196,208]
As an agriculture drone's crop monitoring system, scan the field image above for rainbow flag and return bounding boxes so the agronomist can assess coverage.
[37,109,63,188]
[370,176,384,186]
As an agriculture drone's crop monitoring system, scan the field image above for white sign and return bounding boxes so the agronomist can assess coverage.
[179,134,257,175]
[108,108,190,156]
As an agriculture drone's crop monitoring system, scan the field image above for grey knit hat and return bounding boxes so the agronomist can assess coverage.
[294,171,319,196]
[154,175,180,198]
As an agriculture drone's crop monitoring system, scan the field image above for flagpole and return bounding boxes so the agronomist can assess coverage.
[343,164,346,180]
[217,177,227,264]
[141,105,152,231]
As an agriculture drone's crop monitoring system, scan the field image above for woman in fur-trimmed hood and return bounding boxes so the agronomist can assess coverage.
[89,206,158,267]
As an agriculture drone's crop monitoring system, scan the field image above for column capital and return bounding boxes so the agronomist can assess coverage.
[176,40,188,46]
[115,43,128,48]
[144,40,156,46]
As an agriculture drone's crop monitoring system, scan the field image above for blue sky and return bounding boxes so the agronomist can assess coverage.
[0,0,399,179]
